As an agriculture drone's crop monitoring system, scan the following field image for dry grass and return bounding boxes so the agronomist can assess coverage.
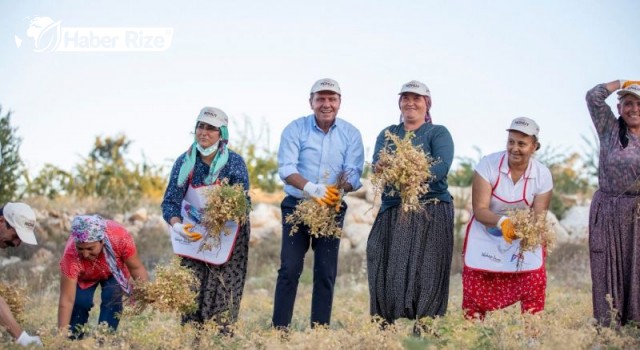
[1,199,638,349]
[371,130,434,213]
[6,271,640,350]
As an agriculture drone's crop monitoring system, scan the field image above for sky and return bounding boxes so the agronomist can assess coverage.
[1,0,639,175]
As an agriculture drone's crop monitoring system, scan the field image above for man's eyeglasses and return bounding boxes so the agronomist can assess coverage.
[197,123,220,132]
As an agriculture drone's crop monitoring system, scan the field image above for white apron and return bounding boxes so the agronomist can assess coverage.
[169,183,240,265]
[463,154,544,273]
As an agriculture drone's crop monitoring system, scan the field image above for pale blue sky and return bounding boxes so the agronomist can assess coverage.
[1,0,638,174]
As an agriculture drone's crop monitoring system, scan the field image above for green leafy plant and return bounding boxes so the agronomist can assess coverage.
[449,146,483,187]
[230,116,281,193]
[0,107,23,203]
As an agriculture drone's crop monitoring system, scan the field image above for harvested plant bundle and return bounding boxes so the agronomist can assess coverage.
[200,178,250,252]
[0,283,25,322]
[507,208,556,253]
[123,257,199,315]
[371,130,434,212]
[286,194,343,239]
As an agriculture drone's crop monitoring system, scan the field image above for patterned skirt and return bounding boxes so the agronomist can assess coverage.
[181,223,250,325]
[367,201,454,321]
[590,190,640,326]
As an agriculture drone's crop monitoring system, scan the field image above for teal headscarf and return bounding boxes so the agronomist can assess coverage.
[177,125,229,187]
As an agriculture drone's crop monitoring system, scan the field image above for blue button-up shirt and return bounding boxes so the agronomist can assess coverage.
[278,114,364,198]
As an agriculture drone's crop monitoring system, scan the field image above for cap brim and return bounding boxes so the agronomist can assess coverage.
[398,91,430,97]
[506,128,538,137]
[197,117,226,128]
[311,89,341,95]
[16,228,37,245]
[617,90,640,99]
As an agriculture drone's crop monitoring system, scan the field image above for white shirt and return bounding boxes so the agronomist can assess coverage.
[475,151,553,208]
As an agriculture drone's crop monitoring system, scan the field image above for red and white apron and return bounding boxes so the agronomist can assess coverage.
[463,154,544,273]
[169,183,240,265]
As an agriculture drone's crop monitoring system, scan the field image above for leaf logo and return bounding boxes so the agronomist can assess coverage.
[15,16,61,52]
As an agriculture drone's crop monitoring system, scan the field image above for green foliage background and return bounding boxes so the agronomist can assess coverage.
[0,107,22,204]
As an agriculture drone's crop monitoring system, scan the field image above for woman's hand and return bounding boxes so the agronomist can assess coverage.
[57,275,77,331]
[125,253,149,282]
[497,216,517,244]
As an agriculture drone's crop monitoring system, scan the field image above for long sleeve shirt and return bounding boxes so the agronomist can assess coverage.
[278,114,364,198]
[161,150,250,223]
[373,122,454,213]
[586,84,640,195]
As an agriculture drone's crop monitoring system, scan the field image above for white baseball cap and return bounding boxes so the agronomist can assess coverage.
[196,107,229,127]
[617,84,640,100]
[3,202,37,245]
[399,80,431,97]
[310,78,341,95]
[507,117,540,138]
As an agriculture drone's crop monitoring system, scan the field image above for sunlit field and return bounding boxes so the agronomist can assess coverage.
[1,209,638,350]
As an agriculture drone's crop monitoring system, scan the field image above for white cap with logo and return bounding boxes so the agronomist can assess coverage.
[399,80,431,97]
[3,202,37,245]
[197,107,229,128]
[617,84,640,100]
[310,78,341,95]
[507,117,540,138]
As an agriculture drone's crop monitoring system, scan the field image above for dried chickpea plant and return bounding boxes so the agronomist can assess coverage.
[507,208,556,253]
[371,130,434,212]
[200,178,250,252]
[285,171,349,239]
[123,256,199,316]
[0,283,25,323]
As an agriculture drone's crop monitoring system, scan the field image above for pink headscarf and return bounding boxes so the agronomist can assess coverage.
[398,95,432,124]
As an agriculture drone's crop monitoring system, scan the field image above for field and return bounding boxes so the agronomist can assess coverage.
[1,212,639,349]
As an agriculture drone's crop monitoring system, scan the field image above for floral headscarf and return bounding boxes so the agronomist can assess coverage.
[71,215,131,295]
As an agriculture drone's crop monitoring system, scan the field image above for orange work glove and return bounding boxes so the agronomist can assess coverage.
[622,80,640,89]
[172,223,202,241]
[497,216,517,244]
[322,184,341,206]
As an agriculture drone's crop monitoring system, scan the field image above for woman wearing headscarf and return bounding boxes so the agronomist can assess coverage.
[58,215,149,338]
[462,117,552,319]
[586,80,640,326]
[367,80,455,334]
[161,106,250,332]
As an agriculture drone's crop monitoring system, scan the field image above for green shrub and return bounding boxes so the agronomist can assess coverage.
[0,107,23,203]
[231,116,281,193]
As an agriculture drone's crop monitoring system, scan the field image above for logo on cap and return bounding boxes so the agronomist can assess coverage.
[405,83,420,88]
[320,81,335,87]
[204,111,217,117]
[514,120,529,126]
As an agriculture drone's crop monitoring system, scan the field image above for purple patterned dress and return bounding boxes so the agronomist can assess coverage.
[586,84,640,326]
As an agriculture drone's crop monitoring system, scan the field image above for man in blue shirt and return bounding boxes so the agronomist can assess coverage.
[273,78,364,330]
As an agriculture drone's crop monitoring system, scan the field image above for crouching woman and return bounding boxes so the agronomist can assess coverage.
[57,215,149,338]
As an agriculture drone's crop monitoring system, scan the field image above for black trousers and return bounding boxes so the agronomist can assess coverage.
[272,195,346,328]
